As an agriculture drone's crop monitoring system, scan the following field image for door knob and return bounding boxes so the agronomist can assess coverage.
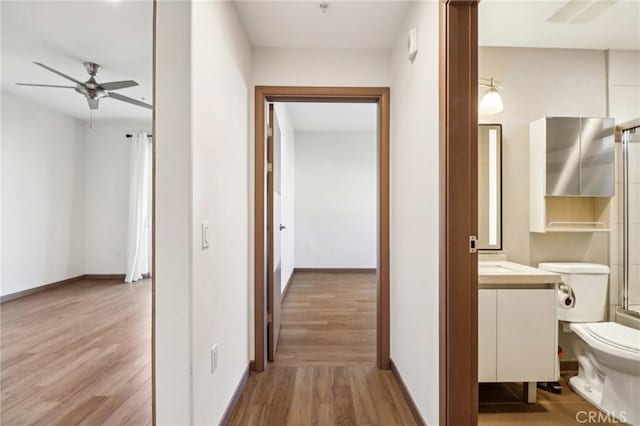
[279,225,286,231]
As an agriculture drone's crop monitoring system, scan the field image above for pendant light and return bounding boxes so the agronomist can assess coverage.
[479,77,503,114]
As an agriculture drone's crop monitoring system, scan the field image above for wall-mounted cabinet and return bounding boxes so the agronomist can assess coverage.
[530,117,615,233]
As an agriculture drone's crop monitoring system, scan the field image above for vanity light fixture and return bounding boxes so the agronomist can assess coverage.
[479,77,504,114]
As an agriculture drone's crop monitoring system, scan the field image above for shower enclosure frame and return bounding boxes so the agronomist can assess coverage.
[619,119,640,318]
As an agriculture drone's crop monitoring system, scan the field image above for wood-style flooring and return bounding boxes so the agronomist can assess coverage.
[0,278,152,425]
[478,375,619,425]
[274,271,376,367]
[229,271,417,426]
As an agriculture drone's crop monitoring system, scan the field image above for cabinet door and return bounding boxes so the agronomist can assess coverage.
[546,117,581,196]
[479,290,497,382]
[580,118,615,196]
[497,289,556,382]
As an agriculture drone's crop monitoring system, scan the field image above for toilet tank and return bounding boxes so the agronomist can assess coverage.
[538,262,610,322]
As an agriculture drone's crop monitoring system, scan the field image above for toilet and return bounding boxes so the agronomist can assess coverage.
[538,262,640,426]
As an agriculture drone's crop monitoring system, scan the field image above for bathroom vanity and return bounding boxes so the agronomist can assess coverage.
[478,260,563,403]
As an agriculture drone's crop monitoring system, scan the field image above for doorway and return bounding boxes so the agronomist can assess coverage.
[253,86,390,372]
[0,1,155,424]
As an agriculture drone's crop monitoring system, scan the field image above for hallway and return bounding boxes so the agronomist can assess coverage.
[228,271,417,425]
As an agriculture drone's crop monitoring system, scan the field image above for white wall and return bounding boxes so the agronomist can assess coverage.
[608,50,640,123]
[191,1,251,424]
[390,2,440,424]
[1,91,152,296]
[294,131,376,269]
[84,121,150,274]
[1,90,86,296]
[252,48,391,87]
[479,47,609,268]
[275,103,295,288]
[155,2,193,423]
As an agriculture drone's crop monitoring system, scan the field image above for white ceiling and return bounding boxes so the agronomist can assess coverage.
[284,102,377,132]
[234,1,411,49]
[479,0,640,50]
[1,1,153,122]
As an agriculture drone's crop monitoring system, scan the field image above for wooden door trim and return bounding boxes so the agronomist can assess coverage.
[253,86,391,372]
[439,1,479,425]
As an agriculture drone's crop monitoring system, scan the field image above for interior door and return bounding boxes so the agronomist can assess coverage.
[267,104,282,361]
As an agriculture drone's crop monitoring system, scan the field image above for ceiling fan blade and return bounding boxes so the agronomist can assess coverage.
[108,92,152,110]
[87,98,99,110]
[33,62,84,85]
[17,83,75,88]
[100,80,139,91]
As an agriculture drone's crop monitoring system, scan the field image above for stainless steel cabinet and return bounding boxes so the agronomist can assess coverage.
[546,117,581,196]
[544,117,614,197]
[580,118,615,196]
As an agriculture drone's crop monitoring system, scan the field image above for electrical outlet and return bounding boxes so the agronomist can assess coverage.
[210,343,218,373]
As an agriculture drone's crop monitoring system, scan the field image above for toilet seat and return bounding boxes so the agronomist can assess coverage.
[571,322,640,358]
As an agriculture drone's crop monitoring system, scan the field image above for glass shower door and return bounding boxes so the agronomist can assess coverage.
[623,125,640,314]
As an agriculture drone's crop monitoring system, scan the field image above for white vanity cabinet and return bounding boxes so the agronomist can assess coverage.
[478,260,560,403]
[479,288,557,383]
[478,290,498,382]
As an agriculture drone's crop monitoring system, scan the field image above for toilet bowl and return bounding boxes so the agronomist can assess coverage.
[537,263,640,425]
[570,322,640,426]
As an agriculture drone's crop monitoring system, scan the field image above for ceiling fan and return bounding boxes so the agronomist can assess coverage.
[17,61,152,111]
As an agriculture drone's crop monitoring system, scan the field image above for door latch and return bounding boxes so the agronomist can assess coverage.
[469,235,477,253]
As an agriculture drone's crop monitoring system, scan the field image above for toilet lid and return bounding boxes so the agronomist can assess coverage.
[582,322,640,354]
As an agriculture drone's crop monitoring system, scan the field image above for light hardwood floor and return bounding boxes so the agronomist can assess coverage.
[0,278,152,425]
[478,376,619,425]
[274,271,376,367]
[229,271,417,426]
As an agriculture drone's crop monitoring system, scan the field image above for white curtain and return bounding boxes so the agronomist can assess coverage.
[125,133,152,283]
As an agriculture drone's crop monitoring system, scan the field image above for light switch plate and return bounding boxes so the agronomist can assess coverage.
[211,343,218,373]
[408,27,418,62]
[201,221,210,249]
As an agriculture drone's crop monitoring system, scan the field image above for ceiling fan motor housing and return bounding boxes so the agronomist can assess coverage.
[83,61,101,76]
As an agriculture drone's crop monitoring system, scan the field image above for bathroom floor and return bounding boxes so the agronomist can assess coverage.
[478,374,618,425]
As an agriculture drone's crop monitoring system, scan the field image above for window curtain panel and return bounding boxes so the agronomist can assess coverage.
[125,133,152,283]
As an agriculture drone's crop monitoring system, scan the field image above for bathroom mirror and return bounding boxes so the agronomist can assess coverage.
[478,124,502,250]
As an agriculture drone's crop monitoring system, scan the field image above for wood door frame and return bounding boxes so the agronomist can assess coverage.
[253,86,390,372]
[439,1,480,425]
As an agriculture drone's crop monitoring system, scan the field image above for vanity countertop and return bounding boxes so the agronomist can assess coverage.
[479,260,562,287]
